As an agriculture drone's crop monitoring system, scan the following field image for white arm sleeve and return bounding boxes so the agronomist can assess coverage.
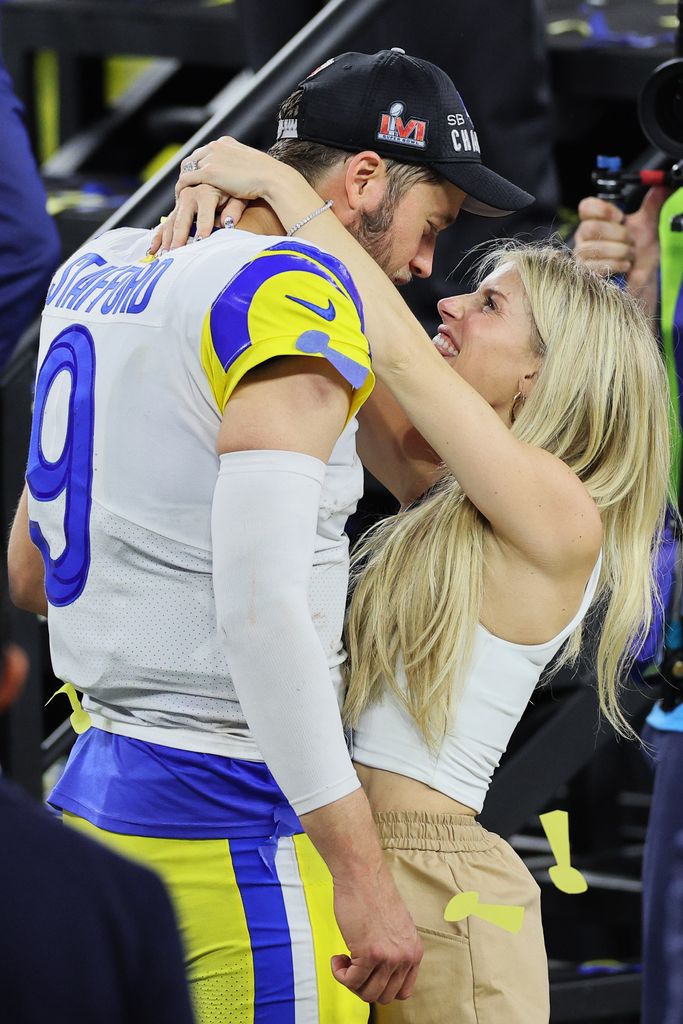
[211,449,360,815]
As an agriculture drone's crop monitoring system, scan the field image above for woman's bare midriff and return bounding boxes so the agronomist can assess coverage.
[354,763,477,816]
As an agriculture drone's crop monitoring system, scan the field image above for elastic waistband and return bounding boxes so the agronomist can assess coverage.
[85,713,264,761]
[373,810,499,852]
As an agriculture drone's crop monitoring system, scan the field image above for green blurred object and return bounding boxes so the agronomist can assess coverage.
[659,188,683,502]
[106,57,154,106]
[35,53,158,163]
[142,144,183,183]
[35,50,58,163]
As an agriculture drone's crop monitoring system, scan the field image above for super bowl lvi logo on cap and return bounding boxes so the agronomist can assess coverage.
[376,101,428,149]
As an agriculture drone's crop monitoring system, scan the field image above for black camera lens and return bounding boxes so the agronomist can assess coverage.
[640,58,683,159]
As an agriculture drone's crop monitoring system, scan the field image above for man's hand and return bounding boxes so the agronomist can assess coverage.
[574,186,669,318]
[330,863,423,1004]
[300,789,423,1004]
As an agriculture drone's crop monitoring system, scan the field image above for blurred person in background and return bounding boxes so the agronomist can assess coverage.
[0,568,196,1024]
[574,184,681,1024]
[0,18,61,373]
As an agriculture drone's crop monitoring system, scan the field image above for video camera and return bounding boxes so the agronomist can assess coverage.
[641,2,683,163]
[592,2,683,206]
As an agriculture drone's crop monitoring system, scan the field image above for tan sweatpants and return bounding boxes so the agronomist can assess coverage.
[371,811,550,1024]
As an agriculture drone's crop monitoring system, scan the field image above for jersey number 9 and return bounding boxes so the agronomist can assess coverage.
[26,324,95,607]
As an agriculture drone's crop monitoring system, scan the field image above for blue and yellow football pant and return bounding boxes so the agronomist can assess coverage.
[65,815,369,1024]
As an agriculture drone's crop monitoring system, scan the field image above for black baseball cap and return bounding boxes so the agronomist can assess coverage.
[276,48,534,218]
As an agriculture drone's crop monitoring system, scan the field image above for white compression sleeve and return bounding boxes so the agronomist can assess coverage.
[211,449,360,815]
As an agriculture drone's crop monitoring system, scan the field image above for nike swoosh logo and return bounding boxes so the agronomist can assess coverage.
[286,294,336,321]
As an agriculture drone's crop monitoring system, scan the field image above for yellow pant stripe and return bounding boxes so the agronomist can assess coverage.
[293,833,368,1024]
[63,814,255,1024]
[63,816,368,1024]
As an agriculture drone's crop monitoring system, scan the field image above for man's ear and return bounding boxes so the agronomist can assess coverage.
[0,645,28,714]
[343,151,387,213]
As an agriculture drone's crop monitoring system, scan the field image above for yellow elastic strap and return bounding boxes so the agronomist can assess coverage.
[46,683,92,735]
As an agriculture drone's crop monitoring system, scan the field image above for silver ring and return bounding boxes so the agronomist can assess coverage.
[181,159,199,174]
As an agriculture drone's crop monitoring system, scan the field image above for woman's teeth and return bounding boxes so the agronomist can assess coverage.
[432,332,458,357]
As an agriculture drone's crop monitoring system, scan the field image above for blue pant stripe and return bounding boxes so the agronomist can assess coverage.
[229,837,296,1024]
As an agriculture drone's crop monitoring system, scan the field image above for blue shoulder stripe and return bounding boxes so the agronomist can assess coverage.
[267,240,365,331]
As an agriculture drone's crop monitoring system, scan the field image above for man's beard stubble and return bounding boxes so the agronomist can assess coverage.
[348,203,397,280]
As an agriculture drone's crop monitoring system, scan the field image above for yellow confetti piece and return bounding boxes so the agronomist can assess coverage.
[46,683,92,735]
[539,809,588,894]
[444,891,525,934]
[46,190,109,217]
[660,15,679,27]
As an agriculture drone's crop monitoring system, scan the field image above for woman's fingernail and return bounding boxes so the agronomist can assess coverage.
[194,235,204,243]
[224,216,235,229]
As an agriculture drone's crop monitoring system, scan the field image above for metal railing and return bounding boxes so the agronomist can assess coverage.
[98,0,390,232]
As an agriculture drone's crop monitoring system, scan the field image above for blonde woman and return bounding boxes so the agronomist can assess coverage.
[157,139,671,1024]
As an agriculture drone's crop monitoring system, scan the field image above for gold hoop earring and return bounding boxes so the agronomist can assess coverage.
[510,391,526,424]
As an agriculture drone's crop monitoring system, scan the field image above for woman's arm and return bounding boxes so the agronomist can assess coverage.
[357,382,445,506]
[173,140,602,569]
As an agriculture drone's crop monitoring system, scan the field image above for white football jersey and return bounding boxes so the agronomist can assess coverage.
[27,226,373,758]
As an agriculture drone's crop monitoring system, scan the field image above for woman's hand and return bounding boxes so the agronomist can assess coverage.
[149,137,301,252]
[150,137,324,253]
[148,185,246,253]
[177,137,293,203]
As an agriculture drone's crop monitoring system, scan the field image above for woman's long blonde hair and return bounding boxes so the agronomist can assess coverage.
[343,242,673,744]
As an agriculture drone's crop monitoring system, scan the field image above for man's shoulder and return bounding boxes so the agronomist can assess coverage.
[243,235,363,316]
[80,225,151,262]
[200,229,371,416]
[203,231,365,332]
[190,230,361,308]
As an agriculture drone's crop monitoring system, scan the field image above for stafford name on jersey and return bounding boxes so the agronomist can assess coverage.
[46,251,173,317]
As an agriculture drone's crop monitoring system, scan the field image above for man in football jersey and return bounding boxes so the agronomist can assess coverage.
[9,50,533,1023]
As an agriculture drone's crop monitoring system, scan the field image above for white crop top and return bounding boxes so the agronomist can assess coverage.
[352,554,602,813]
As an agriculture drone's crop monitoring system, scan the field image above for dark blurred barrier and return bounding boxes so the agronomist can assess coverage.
[1,329,46,796]
[96,0,390,232]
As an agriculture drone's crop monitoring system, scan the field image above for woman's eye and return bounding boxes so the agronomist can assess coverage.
[484,294,496,311]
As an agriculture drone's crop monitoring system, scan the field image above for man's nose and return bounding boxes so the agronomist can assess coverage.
[409,238,435,280]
